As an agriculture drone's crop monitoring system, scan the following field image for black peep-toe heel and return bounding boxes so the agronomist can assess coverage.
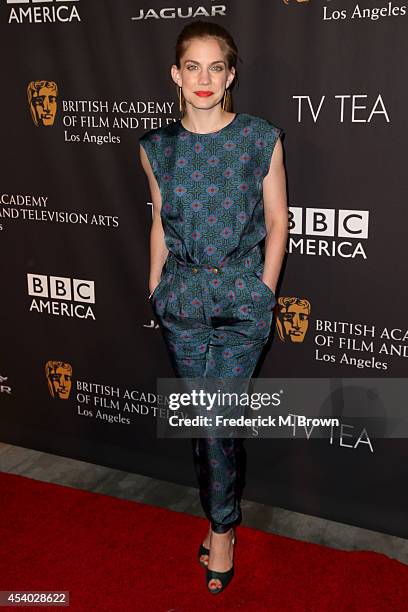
[206,529,235,594]
[198,542,210,568]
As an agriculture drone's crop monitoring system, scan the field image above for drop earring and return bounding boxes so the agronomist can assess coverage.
[222,89,227,111]
[178,86,183,113]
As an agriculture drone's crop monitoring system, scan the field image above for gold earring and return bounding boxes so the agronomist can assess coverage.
[222,89,227,111]
[178,86,183,113]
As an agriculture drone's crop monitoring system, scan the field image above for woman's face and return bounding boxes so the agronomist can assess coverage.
[171,37,235,110]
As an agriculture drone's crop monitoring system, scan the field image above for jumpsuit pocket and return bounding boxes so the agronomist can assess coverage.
[246,270,276,306]
[148,272,167,303]
[258,276,276,301]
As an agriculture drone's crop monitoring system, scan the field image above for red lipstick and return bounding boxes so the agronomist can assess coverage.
[194,91,213,97]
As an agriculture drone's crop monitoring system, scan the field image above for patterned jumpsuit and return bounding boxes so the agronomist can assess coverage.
[140,112,283,533]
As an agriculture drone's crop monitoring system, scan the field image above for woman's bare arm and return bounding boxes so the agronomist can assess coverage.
[139,144,169,296]
[262,137,288,294]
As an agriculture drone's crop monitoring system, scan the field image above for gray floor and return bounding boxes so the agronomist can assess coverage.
[1,441,408,565]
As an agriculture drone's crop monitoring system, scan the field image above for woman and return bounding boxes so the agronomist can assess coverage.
[139,20,288,594]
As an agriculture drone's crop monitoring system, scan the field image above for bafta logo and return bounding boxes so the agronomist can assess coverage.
[27,80,58,127]
[276,297,311,343]
[45,360,72,400]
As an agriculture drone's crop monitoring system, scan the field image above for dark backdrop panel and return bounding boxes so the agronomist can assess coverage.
[1,0,407,538]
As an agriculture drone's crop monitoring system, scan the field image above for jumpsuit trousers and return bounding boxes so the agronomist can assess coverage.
[150,246,276,533]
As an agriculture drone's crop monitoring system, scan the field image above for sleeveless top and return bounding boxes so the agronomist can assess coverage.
[139,112,283,268]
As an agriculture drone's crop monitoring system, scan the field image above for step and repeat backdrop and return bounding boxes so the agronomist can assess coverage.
[1,1,407,537]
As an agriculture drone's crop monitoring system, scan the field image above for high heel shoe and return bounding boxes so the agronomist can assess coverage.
[198,543,210,568]
[207,565,234,595]
[206,529,235,594]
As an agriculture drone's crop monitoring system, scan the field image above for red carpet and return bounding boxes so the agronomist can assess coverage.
[0,471,407,611]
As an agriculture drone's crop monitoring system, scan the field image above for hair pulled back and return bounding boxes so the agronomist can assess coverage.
[174,20,239,115]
